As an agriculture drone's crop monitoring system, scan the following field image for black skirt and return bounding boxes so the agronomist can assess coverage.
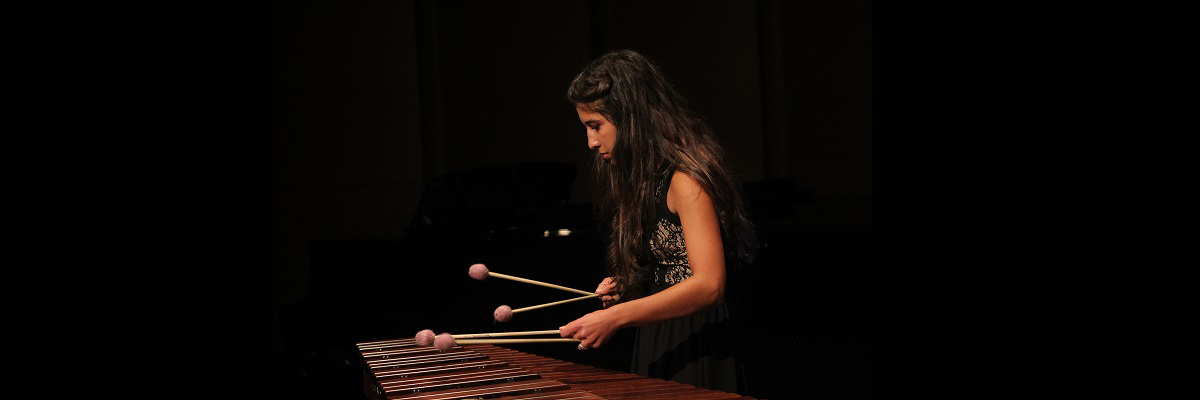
[629,281,749,395]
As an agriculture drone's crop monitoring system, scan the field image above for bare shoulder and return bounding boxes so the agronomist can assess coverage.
[666,170,709,213]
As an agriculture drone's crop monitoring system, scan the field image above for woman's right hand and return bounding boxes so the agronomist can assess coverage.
[596,277,621,308]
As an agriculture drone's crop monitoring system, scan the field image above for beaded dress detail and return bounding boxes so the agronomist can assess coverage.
[649,172,692,286]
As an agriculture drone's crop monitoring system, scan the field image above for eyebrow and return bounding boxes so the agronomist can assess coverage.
[583,119,600,125]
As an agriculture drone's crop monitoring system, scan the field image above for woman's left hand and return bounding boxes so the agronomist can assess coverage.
[560,309,623,350]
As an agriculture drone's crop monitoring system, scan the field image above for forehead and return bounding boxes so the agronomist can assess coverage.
[575,107,605,122]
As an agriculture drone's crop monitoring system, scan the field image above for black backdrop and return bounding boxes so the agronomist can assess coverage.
[273,1,871,398]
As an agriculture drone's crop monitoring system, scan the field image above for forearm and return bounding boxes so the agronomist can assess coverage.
[607,274,724,328]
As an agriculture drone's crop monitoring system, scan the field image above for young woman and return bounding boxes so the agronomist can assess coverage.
[557,49,758,394]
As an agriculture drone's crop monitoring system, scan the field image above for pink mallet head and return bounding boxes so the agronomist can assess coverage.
[415,329,435,346]
[433,333,456,352]
[469,264,489,280]
[494,305,513,323]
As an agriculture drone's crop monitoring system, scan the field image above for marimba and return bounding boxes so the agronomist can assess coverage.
[356,338,754,399]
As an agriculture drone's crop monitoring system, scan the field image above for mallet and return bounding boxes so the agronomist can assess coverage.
[469,264,594,296]
[433,332,579,352]
[493,293,598,323]
[415,328,564,347]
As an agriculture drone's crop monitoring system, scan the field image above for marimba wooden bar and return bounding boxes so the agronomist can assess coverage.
[356,338,755,399]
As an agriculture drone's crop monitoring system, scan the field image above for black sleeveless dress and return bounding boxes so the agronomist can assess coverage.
[628,166,748,394]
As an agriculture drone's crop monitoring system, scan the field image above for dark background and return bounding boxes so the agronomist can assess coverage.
[272,0,871,398]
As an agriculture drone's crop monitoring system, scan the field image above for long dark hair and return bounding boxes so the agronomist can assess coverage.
[567,49,757,297]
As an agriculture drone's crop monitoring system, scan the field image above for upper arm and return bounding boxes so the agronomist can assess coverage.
[666,171,726,296]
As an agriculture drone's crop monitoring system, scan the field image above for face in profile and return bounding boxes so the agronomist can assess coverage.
[576,107,617,162]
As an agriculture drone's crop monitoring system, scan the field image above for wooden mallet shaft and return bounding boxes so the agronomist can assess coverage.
[454,338,580,344]
[512,294,598,313]
[451,330,561,339]
[485,272,595,296]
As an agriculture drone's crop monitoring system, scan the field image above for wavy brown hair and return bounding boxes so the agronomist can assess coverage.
[567,49,758,298]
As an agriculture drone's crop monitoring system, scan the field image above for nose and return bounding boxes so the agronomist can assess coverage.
[587,131,600,150]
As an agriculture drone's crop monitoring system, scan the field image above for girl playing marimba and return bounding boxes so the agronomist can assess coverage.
[557,49,759,395]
